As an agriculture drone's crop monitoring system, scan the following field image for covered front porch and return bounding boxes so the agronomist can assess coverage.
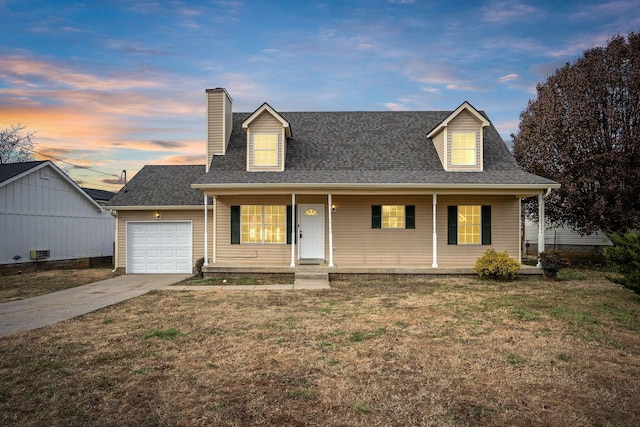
[199,189,550,271]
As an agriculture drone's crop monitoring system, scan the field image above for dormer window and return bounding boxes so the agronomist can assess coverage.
[451,133,477,166]
[253,134,278,167]
[242,102,292,172]
[427,101,489,172]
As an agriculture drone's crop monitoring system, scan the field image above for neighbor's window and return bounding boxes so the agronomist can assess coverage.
[241,205,286,243]
[451,133,477,166]
[458,205,480,244]
[253,134,278,166]
[383,205,405,229]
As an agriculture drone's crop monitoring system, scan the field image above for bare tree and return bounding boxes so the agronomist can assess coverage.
[0,124,36,164]
[512,32,640,235]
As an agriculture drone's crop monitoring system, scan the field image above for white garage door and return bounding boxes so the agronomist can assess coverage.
[127,222,192,274]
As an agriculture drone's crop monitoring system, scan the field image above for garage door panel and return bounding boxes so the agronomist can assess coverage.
[127,222,192,274]
[161,237,175,245]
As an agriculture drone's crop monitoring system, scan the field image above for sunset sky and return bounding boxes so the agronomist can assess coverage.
[1,0,639,191]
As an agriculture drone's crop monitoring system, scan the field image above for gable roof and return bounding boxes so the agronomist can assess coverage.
[242,102,292,138]
[193,110,558,189]
[0,160,106,211]
[427,101,489,138]
[106,165,208,208]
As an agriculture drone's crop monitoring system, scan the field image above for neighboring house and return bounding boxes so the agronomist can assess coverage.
[0,160,115,265]
[106,88,559,274]
[82,188,116,206]
[523,218,612,257]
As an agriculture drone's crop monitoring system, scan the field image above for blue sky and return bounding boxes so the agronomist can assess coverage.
[1,0,639,191]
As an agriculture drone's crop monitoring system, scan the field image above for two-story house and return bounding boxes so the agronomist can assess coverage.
[106,88,559,274]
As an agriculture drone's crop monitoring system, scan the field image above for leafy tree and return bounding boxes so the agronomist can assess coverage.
[0,124,35,164]
[513,32,640,235]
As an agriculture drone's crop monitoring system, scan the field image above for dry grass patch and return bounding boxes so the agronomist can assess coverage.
[1,270,639,426]
[0,268,122,302]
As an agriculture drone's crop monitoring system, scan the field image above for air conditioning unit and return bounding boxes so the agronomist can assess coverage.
[30,250,50,260]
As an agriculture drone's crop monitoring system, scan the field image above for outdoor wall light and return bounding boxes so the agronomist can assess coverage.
[155,211,161,219]
[331,204,336,212]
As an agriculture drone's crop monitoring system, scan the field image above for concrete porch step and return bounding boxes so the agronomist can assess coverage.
[294,270,330,289]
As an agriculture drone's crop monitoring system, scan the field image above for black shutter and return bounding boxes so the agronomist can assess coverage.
[447,206,458,245]
[231,205,240,244]
[481,205,491,245]
[372,205,382,229]
[405,205,415,229]
[286,205,293,245]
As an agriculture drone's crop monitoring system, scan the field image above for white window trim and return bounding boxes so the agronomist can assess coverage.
[241,205,287,245]
[382,205,406,229]
[252,133,279,167]
[458,205,481,245]
[451,132,477,166]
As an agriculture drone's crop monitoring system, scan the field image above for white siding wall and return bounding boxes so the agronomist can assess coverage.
[0,165,115,264]
[523,218,612,247]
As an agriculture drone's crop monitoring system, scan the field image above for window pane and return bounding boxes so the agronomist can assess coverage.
[241,205,262,243]
[382,205,405,229]
[458,205,480,244]
[264,205,286,243]
[452,133,476,166]
[240,205,286,244]
[253,134,278,166]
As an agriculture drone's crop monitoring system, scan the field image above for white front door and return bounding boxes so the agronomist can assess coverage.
[298,204,324,260]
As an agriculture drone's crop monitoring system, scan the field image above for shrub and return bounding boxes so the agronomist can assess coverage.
[539,250,566,280]
[194,257,205,278]
[605,230,640,294]
[474,248,521,281]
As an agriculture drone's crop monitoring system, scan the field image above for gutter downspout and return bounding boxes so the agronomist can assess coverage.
[111,211,118,272]
[537,188,552,268]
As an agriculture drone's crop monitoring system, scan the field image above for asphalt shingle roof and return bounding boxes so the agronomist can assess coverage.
[108,110,557,207]
[0,161,47,184]
[107,165,206,207]
[82,188,115,202]
[194,111,556,186]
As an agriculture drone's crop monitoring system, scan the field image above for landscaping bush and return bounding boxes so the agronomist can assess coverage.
[194,257,205,278]
[474,248,521,281]
[605,230,640,294]
[539,250,566,279]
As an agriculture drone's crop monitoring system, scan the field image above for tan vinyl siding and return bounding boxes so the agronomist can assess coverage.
[115,209,210,271]
[437,195,519,266]
[247,111,285,171]
[331,195,432,266]
[431,129,446,168]
[207,90,224,163]
[216,196,293,265]
[447,110,483,171]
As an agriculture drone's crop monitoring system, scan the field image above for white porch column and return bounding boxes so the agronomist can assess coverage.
[537,193,545,268]
[212,196,217,264]
[291,193,296,267]
[203,194,209,266]
[432,193,438,268]
[328,193,334,267]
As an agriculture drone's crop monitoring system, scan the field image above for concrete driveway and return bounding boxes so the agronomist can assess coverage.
[0,274,190,338]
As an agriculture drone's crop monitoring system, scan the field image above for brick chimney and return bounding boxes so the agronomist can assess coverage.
[205,88,233,171]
